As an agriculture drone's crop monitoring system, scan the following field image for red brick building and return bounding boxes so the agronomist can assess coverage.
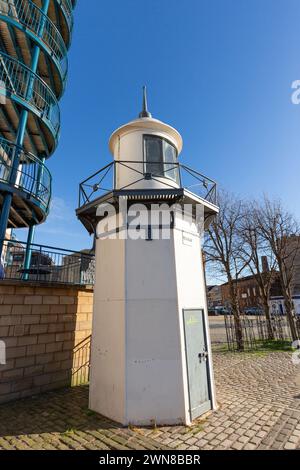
[220,273,282,311]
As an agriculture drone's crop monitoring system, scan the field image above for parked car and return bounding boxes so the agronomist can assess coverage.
[208,308,218,316]
[244,307,263,316]
[214,306,231,315]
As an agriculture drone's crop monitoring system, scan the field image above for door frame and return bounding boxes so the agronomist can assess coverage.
[182,308,212,421]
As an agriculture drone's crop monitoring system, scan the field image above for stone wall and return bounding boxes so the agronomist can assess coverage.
[0,281,93,404]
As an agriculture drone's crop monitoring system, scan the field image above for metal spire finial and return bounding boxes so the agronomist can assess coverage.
[139,86,152,118]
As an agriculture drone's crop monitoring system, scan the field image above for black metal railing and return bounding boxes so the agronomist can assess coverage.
[79,160,217,207]
[1,239,95,285]
[71,335,91,386]
[222,313,300,352]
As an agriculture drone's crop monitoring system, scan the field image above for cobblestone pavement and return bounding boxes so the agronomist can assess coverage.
[0,386,164,450]
[141,352,300,450]
[0,352,300,450]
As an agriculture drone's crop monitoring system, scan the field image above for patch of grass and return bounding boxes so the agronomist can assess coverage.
[212,344,229,353]
[62,428,75,436]
[189,416,208,434]
[128,424,144,435]
[190,424,205,435]
[257,339,294,352]
[246,350,269,357]
[213,339,294,355]
[149,419,159,432]
[84,409,96,417]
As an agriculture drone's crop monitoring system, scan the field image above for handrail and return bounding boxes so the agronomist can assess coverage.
[0,52,60,142]
[56,0,74,36]
[1,238,95,285]
[78,160,217,207]
[0,0,68,83]
[0,137,52,210]
[5,238,93,255]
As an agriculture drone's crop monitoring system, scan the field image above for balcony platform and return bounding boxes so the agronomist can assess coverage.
[77,187,218,235]
[0,183,48,227]
[0,138,51,226]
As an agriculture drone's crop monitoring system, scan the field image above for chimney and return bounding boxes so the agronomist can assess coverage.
[261,256,269,273]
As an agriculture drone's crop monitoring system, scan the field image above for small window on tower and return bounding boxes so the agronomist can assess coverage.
[144,136,164,177]
[164,140,178,181]
[144,135,178,181]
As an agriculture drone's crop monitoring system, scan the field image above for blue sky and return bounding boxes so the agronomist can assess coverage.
[18,0,300,250]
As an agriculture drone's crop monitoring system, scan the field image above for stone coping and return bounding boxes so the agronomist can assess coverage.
[0,280,94,291]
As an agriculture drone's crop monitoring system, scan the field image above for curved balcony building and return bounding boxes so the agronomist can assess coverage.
[0,0,76,258]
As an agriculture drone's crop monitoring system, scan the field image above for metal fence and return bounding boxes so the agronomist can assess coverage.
[79,160,217,207]
[71,335,91,386]
[223,313,300,351]
[1,239,95,285]
[224,314,257,351]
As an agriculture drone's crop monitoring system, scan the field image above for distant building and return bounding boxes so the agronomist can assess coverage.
[206,285,222,308]
[269,236,300,315]
[4,242,54,281]
[220,272,282,311]
[220,275,261,311]
[208,240,300,314]
[61,250,95,285]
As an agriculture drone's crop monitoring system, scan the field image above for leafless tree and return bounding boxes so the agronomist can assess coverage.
[239,202,277,340]
[205,191,247,350]
[254,197,300,341]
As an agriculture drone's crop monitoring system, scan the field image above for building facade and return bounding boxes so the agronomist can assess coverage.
[0,0,76,264]
[207,285,222,308]
[221,274,275,311]
[269,236,300,315]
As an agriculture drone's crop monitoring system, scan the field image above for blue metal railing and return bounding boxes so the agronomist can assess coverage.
[56,0,74,38]
[0,0,77,254]
[1,239,95,285]
[0,52,60,142]
[0,0,68,85]
[0,137,52,211]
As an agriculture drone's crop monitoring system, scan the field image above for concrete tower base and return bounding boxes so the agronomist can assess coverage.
[89,210,216,426]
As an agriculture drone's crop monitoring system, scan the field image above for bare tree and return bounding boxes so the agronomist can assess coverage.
[254,197,300,341]
[205,191,247,350]
[239,202,277,340]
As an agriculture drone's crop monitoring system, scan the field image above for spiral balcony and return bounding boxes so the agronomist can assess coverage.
[46,0,74,48]
[0,0,75,236]
[0,137,51,227]
[0,0,69,98]
[0,52,60,156]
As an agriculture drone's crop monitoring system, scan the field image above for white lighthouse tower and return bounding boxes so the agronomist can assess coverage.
[77,89,219,426]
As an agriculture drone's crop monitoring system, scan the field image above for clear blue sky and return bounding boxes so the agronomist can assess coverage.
[18,0,300,250]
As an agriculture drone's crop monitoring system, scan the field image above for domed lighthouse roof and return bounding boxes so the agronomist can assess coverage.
[76,88,218,235]
[109,87,183,156]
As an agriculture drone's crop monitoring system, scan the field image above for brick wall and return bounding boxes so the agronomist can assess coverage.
[0,281,93,404]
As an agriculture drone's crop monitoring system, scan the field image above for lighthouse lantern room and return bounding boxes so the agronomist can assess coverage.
[77,89,219,426]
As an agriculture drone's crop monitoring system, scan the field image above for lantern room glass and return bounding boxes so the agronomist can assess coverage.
[144,135,179,183]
